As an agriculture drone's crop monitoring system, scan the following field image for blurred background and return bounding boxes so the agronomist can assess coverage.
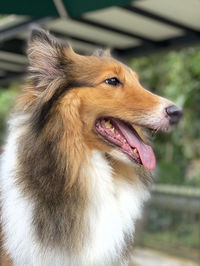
[0,0,200,265]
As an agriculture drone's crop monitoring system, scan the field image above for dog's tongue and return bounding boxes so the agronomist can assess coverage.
[116,120,156,170]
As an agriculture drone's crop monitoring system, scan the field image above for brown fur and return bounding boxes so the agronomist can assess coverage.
[16,29,157,251]
[0,229,12,266]
[0,249,12,266]
[1,29,169,264]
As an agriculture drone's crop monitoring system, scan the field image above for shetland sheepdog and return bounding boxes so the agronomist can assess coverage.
[0,28,182,266]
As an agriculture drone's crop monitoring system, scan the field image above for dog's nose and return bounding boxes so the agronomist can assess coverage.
[166,105,183,124]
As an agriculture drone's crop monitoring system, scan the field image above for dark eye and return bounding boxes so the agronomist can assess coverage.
[105,77,121,86]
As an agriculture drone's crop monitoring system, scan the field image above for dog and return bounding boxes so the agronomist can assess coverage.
[0,28,182,266]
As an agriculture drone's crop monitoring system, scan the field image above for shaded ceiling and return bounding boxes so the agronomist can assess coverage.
[0,0,200,86]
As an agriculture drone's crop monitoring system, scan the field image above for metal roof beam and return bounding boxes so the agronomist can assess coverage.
[0,17,52,42]
[75,17,157,44]
[51,30,106,47]
[0,51,27,65]
[122,5,200,36]
[0,33,104,57]
[114,32,200,58]
[0,60,26,72]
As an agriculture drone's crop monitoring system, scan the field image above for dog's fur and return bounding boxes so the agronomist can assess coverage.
[0,29,177,266]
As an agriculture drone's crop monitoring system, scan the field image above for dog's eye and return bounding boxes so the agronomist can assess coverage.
[105,77,121,86]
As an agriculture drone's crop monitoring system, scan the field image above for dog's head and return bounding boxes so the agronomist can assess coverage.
[25,28,182,171]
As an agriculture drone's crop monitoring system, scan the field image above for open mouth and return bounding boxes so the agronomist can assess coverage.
[95,117,156,170]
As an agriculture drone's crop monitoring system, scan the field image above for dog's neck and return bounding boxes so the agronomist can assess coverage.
[1,116,150,265]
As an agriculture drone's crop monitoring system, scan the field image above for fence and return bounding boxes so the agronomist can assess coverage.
[135,184,200,263]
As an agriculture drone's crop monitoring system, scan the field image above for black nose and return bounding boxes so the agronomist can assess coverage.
[166,105,183,124]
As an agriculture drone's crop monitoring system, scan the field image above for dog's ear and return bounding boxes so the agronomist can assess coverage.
[28,28,73,83]
[93,48,111,57]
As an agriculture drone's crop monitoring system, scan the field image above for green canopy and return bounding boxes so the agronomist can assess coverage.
[1,0,133,17]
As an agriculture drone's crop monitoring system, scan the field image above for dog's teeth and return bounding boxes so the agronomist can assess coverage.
[105,120,112,128]
[133,148,138,153]
[110,127,114,132]
[123,139,127,143]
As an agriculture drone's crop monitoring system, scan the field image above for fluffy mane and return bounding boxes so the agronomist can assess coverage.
[0,28,182,266]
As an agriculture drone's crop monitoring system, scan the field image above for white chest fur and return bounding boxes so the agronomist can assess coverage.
[1,127,149,266]
[83,151,150,265]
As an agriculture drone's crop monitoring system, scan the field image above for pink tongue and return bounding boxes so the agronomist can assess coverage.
[116,120,156,170]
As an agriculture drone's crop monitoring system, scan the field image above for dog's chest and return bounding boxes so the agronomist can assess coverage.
[81,151,150,264]
[1,141,149,266]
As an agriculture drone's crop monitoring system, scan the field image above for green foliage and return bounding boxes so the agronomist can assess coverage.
[130,47,200,186]
[139,207,200,260]
[0,85,18,143]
